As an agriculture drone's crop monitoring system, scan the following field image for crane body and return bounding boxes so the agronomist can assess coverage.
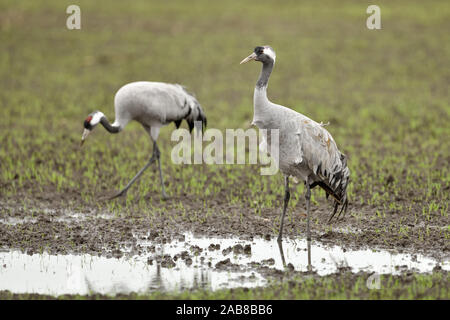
[241,46,350,244]
[81,81,206,199]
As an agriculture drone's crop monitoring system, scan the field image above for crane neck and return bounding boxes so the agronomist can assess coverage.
[253,61,274,117]
[256,61,274,90]
[100,116,121,133]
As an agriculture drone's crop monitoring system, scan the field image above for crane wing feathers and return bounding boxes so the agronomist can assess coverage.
[288,116,349,193]
[294,118,342,177]
[287,116,350,218]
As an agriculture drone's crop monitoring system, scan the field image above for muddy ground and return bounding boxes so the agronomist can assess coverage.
[0,165,448,299]
[1,179,448,266]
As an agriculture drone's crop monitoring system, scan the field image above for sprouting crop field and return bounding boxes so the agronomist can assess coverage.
[0,0,449,300]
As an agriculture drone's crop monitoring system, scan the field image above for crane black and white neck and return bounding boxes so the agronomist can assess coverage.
[241,46,350,247]
[81,81,207,200]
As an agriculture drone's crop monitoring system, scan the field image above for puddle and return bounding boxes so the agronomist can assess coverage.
[52,212,115,223]
[0,232,448,296]
[334,226,363,234]
[44,208,117,222]
[0,250,265,296]
[136,233,448,276]
[0,211,114,226]
[0,217,38,225]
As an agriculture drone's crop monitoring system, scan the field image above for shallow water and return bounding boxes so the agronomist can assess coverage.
[136,232,448,275]
[0,217,38,225]
[0,232,448,296]
[0,211,114,225]
[0,251,264,295]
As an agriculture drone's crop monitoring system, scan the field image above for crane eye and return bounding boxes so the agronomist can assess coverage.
[254,46,264,55]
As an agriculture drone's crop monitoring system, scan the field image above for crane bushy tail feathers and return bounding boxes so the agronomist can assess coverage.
[186,104,207,133]
[311,153,350,223]
[178,86,207,133]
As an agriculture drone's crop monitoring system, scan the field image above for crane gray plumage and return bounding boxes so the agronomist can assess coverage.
[81,81,206,199]
[241,46,350,245]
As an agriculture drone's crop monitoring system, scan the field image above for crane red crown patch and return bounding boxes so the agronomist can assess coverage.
[86,116,93,123]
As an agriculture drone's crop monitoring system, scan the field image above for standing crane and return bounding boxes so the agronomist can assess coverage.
[80,81,207,199]
[240,46,350,245]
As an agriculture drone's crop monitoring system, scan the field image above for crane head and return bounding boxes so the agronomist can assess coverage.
[240,46,276,65]
[81,111,104,146]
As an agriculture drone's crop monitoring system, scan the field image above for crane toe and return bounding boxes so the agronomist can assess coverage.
[161,192,169,201]
[109,190,127,200]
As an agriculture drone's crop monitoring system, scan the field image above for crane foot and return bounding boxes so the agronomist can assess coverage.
[161,192,169,201]
[109,190,127,200]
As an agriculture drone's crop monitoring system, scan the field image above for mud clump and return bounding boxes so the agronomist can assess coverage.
[189,245,203,256]
[394,265,408,272]
[221,244,251,256]
[161,255,176,268]
[222,247,232,256]
[248,262,261,268]
[319,231,334,239]
[215,258,231,269]
[111,248,122,258]
[148,231,159,241]
[262,258,275,266]
[237,273,257,282]
[433,265,442,272]
[208,243,220,251]
[179,251,190,260]
[233,244,244,254]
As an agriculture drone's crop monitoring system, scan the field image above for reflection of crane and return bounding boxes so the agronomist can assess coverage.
[149,261,165,292]
[241,46,350,243]
[81,82,207,199]
[277,239,312,272]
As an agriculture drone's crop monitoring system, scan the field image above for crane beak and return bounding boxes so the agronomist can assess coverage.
[80,128,91,146]
[240,52,257,64]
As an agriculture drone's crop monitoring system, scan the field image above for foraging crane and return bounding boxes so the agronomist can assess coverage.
[240,46,350,244]
[81,81,207,199]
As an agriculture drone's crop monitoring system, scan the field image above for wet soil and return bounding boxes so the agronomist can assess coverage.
[0,186,448,262]
[0,174,449,297]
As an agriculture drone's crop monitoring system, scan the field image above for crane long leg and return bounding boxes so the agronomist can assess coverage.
[109,142,158,200]
[154,142,168,200]
[307,238,312,272]
[305,178,311,241]
[277,175,290,243]
[305,177,312,271]
[277,239,287,268]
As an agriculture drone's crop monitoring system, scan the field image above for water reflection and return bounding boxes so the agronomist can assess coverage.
[277,239,312,271]
[0,232,447,296]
